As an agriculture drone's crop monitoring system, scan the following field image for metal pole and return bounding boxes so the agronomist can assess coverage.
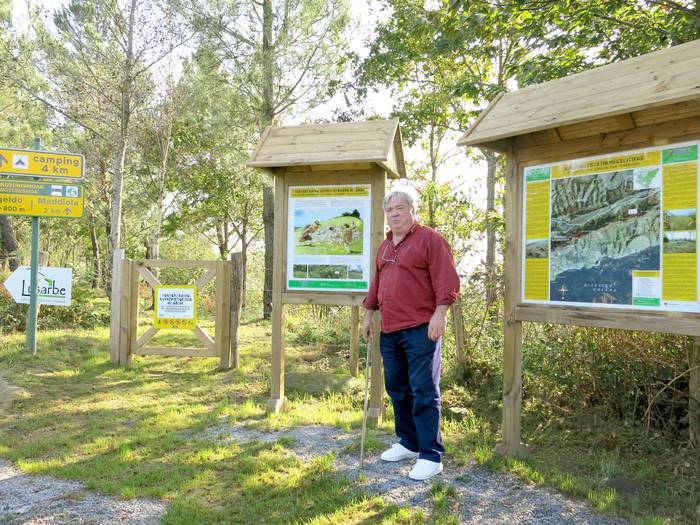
[27,137,41,354]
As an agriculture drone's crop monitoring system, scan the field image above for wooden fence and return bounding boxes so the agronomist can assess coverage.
[110,252,242,369]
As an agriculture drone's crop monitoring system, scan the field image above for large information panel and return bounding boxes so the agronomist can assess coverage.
[286,184,371,292]
[522,141,699,312]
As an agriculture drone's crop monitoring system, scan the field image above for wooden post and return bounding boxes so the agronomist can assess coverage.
[110,249,125,364]
[495,140,527,457]
[451,298,466,365]
[691,337,700,448]
[268,173,288,413]
[368,166,386,426]
[118,258,131,366]
[230,252,244,369]
[127,260,139,366]
[216,260,233,370]
[350,306,360,377]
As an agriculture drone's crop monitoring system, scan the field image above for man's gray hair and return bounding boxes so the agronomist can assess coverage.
[384,185,420,211]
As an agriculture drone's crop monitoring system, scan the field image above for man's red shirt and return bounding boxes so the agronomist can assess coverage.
[363,222,460,333]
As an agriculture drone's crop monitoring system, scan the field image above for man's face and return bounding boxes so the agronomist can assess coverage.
[385,195,415,235]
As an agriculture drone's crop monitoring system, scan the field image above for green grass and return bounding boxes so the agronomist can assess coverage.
[1,316,698,524]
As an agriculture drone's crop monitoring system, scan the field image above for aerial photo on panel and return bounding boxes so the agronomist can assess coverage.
[549,169,661,304]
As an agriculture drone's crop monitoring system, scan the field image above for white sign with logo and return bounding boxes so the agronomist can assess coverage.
[3,266,73,306]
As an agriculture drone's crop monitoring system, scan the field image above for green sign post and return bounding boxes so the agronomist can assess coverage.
[0,138,85,354]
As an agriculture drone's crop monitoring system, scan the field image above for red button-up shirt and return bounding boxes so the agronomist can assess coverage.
[363,222,460,333]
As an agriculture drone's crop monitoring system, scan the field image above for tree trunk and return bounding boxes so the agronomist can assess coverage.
[88,213,102,289]
[0,216,20,271]
[690,338,700,448]
[261,0,275,319]
[263,184,274,318]
[428,128,437,228]
[484,150,499,315]
[107,0,136,290]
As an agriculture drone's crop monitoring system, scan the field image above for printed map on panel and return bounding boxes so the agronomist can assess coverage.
[549,169,661,304]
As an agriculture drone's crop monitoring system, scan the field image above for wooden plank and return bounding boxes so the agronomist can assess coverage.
[483,59,700,134]
[471,86,700,146]
[530,128,562,146]
[128,260,139,366]
[135,259,219,269]
[248,125,273,163]
[368,165,387,426]
[382,118,400,158]
[135,326,159,349]
[516,115,700,165]
[514,304,700,336]
[256,140,385,157]
[350,306,360,377]
[632,99,700,126]
[194,325,215,351]
[263,130,390,147]
[110,249,124,364]
[254,150,387,164]
[195,268,216,289]
[267,120,395,138]
[281,293,364,306]
[215,261,225,368]
[496,139,526,457]
[118,259,131,366]
[138,266,160,289]
[557,114,635,141]
[476,43,700,122]
[132,347,218,358]
[268,173,288,413]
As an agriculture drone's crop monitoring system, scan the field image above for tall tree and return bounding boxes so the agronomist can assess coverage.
[184,0,351,317]
[31,0,186,288]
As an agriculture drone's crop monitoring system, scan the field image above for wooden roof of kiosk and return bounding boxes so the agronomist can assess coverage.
[247,118,406,178]
[458,38,700,153]
[455,40,700,459]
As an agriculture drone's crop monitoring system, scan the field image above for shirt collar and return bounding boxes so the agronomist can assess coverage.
[386,220,419,241]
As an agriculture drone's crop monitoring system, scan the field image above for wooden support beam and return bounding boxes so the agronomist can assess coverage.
[495,140,527,458]
[195,268,217,289]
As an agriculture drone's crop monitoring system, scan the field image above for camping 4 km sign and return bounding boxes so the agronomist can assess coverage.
[154,285,197,329]
[3,266,73,306]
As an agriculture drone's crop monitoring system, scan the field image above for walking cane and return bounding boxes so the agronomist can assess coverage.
[359,332,372,469]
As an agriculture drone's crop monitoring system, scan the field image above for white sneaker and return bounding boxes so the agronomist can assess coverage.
[408,459,443,481]
[380,443,419,462]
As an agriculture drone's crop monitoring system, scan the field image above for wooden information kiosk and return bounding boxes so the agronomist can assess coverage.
[248,119,407,422]
[458,40,700,455]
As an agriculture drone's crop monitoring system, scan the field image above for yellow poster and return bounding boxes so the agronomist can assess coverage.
[522,141,700,312]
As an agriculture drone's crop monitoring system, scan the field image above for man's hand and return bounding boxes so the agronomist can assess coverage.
[428,305,450,341]
[362,310,375,343]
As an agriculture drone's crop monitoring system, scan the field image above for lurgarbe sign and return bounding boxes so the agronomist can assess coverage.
[3,266,73,306]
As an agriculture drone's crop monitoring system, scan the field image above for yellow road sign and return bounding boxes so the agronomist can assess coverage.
[0,178,84,218]
[0,147,84,180]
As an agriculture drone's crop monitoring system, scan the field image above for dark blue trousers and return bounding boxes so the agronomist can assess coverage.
[380,323,444,462]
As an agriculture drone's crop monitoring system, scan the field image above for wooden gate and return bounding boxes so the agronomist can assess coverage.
[110,257,233,369]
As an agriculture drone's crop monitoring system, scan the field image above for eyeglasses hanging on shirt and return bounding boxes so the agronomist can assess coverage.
[381,244,398,264]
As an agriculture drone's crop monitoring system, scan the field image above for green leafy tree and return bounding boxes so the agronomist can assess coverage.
[183,0,351,317]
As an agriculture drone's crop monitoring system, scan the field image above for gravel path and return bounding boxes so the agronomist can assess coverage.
[1,422,627,524]
[0,460,167,525]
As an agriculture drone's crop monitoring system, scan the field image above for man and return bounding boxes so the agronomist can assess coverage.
[362,185,459,481]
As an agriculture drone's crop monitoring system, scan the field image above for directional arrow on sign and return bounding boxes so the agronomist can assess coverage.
[0,154,8,168]
[3,266,31,303]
